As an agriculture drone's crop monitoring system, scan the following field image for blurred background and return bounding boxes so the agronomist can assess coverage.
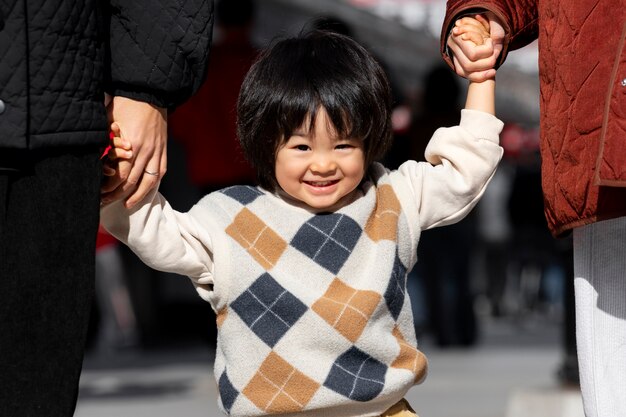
[78,1,582,416]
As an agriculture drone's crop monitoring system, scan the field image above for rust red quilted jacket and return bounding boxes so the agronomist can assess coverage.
[441,0,626,236]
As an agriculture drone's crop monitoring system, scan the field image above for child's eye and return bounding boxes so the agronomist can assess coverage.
[336,144,353,150]
[295,144,310,151]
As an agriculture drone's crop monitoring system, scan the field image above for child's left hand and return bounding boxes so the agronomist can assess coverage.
[448,14,498,81]
[453,14,491,46]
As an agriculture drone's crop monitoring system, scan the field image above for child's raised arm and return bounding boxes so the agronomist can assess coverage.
[452,15,496,115]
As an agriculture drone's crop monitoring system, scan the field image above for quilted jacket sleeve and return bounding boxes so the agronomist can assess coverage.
[440,0,538,69]
[105,0,214,110]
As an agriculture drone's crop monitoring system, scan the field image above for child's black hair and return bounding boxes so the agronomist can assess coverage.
[237,29,393,191]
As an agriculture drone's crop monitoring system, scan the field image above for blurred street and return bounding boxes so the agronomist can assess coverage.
[3,0,615,416]
[75,314,583,417]
[75,2,573,417]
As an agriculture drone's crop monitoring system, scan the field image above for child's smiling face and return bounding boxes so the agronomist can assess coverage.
[275,107,366,211]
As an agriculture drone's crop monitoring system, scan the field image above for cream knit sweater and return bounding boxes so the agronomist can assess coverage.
[101,109,503,416]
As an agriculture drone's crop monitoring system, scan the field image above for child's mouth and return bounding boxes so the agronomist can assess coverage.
[305,180,339,187]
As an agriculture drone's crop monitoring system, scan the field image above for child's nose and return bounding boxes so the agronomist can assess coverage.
[310,154,337,173]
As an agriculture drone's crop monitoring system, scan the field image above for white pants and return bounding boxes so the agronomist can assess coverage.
[574,216,626,417]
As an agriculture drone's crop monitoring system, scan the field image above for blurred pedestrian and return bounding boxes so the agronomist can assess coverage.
[441,2,626,416]
[0,1,213,415]
[169,0,258,197]
[101,26,502,416]
[408,64,479,347]
[475,129,514,317]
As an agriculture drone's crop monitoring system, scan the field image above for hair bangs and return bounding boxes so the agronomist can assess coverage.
[273,81,319,144]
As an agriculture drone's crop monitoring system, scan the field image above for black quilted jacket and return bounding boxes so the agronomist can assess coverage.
[0,0,213,156]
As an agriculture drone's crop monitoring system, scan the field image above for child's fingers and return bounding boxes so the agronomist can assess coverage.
[452,27,490,46]
[455,17,490,35]
[474,14,491,33]
[460,31,487,46]
[454,19,490,46]
[108,146,133,161]
[454,21,490,38]
[110,122,121,137]
[452,26,494,50]
[111,135,132,151]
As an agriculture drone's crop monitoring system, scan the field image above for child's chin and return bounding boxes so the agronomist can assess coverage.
[306,193,356,212]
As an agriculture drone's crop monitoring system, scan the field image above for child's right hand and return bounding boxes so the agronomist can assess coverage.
[447,14,499,81]
[102,123,133,179]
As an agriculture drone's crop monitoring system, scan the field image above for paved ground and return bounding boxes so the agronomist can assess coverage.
[75,315,583,417]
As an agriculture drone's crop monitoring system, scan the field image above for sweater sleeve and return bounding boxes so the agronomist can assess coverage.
[440,0,538,69]
[100,188,216,303]
[105,0,214,110]
[394,109,504,230]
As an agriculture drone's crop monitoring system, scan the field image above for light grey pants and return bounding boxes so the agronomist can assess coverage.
[574,216,626,417]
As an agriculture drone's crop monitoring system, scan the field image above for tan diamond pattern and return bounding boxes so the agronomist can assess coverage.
[312,278,381,343]
[226,208,287,270]
[242,352,320,413]
[365,184,401,242]
[391,326,428,383]
[216,308,228,328]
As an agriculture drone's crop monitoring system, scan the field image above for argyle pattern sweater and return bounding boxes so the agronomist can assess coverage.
[101,109,503,416]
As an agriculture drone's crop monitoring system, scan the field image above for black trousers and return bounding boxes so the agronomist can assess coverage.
[0,148,101,416]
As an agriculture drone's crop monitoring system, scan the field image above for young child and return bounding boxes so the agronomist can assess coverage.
[102,19,500,417]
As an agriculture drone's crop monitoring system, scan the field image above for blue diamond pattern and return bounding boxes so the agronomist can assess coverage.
[291,213,362,274]
[384,253,407,320]
[231,273,308,347]
[218,371,239,413]
[324,346,387,401]
[221,185,264,205]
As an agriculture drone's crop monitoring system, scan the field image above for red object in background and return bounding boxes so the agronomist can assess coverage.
[500,123,539,160]
[169,31,258,188]
[96,225,118,251]
[347,0,379,6]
